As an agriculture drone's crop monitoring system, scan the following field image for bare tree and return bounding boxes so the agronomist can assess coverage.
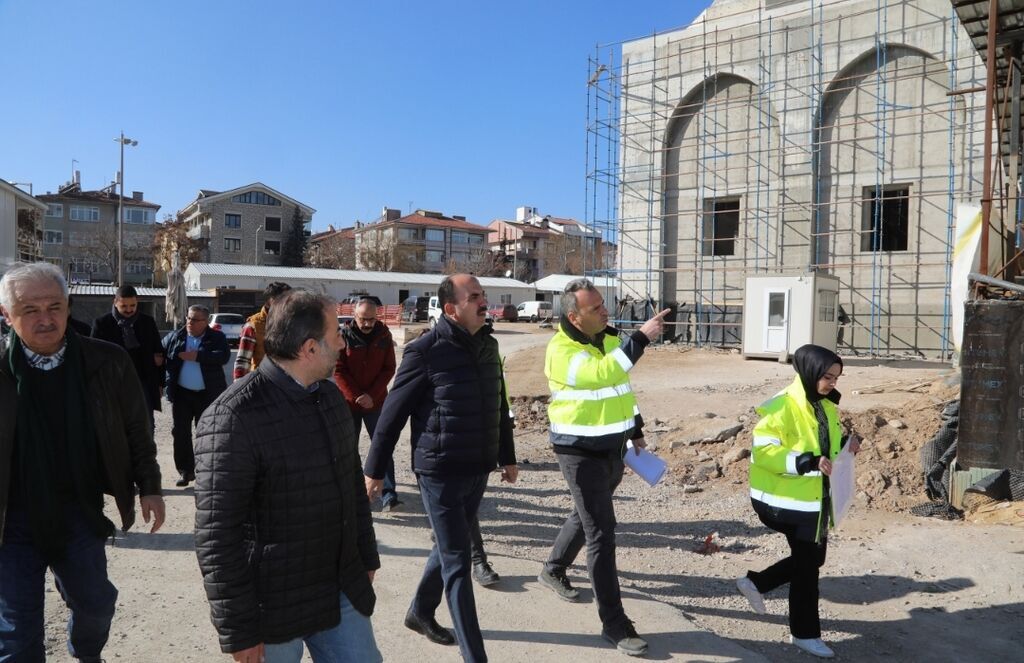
[542,232,586,275]
[306,231,356,269]
[358,230,421,272]
[153,214,204,285]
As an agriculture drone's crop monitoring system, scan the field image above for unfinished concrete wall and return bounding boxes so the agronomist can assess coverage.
[610,0,993,357]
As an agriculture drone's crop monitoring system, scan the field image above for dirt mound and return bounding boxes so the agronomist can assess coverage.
[513,380,963,514]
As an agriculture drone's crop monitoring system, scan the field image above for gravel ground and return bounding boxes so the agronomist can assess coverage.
[36,334,1024,661]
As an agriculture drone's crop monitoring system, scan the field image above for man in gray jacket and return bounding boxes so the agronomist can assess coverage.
[195,289,380,663]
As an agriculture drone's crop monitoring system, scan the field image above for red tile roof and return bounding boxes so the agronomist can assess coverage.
[385,214,487,232]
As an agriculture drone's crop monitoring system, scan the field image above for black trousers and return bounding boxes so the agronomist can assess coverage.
[545,452,627,632]
[412,472,489,662]
[747,520,828,639]
[170,388,214,476]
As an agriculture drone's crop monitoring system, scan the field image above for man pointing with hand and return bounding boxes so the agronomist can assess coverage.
[537,279,668,658]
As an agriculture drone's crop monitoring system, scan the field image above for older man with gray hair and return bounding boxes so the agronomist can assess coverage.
[0,262,164,662]
[163,304,230,487]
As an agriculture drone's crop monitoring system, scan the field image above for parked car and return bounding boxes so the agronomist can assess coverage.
[428,296,493,328]
[209,313,246,346]
[516,300,553,323]
[402,296,430,323]
[487,304,519,322]
[337,314,354,328]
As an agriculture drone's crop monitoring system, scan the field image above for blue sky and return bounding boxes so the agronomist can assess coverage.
[0,1,706,232]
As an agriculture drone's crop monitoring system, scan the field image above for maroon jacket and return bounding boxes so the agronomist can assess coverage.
[333,322,396,414]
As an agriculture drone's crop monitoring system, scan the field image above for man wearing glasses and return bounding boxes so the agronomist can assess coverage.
[162,305,230,487]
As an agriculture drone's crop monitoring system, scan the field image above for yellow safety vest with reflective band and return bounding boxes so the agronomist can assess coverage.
[545,326,640,451]
[750,376,841,518]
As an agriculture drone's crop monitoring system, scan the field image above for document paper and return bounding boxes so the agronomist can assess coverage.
[624,440,668,487]
[830,445,856,527]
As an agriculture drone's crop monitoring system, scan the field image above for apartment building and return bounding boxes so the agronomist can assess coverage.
[36,175,160,285]
[354,208,491,273]
[0,178,47,272]
[178,183,314,266]
[308,225,356,269]
[487,206,605,281]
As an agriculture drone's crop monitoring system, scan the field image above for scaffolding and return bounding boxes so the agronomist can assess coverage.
[584,0,1021,358]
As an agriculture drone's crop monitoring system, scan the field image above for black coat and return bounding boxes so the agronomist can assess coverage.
[92,312,164,412]
[194,359,379,654]
[162,327,229,401]
[364,315,515,478]
[0,333,162,541]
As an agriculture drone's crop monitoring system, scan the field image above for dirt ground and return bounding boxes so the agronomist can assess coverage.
[40,327,1024,661]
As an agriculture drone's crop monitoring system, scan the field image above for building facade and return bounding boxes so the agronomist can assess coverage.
[354,208,491,274]
[487,206,606,282]
[36,176,160,285]
[0,179,47,273]
[178,183,314,267]
[606,0,999,357]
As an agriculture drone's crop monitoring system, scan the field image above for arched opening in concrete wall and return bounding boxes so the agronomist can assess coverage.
[815,43,962,355]
[662,73,781,344]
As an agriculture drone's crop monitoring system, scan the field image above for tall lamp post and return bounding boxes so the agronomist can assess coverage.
[255,225,263,266]
[115,131,138,286]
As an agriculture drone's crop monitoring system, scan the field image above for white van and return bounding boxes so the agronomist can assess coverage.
[428,296,493,328]
[516,300,553,323]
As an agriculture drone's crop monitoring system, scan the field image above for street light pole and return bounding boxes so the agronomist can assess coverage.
[255,225,263,266]
[115,131,138,286]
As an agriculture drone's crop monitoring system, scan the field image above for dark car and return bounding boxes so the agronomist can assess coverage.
[402,296,430,323]
[487,304,519,322]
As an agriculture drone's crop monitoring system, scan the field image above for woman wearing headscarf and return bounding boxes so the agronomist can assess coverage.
[736,344,861,659]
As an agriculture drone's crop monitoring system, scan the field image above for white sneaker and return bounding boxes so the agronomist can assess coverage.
[735,577,766,615]
[790,636,835,658]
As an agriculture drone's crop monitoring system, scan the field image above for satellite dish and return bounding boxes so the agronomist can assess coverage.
[505,270,512,278]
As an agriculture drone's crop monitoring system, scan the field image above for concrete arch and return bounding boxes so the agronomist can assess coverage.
[660,72,782,341]
[813,42,964,353]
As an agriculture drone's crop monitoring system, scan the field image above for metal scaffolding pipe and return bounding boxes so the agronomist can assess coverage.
[980,0,999,277]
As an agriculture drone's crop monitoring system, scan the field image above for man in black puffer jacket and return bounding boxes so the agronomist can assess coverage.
[364,273,517,663]
[195,290,381,663]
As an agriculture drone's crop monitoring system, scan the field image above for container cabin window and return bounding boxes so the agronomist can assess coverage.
[702,198,740,256]
[861,186,909,252]
[818,291,837,322]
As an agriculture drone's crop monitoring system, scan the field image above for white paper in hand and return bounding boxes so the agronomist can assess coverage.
[830,445,856,527]
[624,440,668,487]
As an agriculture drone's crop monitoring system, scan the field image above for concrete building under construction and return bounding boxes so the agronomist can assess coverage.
[586,0,1022,357]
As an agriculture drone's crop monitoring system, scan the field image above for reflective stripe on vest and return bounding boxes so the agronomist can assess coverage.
[549,417,636,437]
[551,383,633,402]
[750,488,820,512]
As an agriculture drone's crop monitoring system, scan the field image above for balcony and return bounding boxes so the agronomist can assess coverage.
[187,224,210,240]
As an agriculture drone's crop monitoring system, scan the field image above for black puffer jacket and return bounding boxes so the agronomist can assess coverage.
[194,359,379,654]
[365,315,515,478]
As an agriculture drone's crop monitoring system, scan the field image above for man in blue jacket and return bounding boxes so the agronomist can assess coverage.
[162,305,229,487]
[363,273,517,663]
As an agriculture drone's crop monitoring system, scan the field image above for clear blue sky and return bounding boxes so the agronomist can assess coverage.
[0,1,706,232]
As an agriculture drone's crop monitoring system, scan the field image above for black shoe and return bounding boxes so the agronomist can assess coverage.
[537,568,580,601]
[175,471,195,487]
[473,561,500,587]
[403,610,455,645]
[382,498,403,513]
[601,619,648,657]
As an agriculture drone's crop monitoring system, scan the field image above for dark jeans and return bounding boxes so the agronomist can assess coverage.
[352,410,397,505]
[545,452,627,631]
[0,507,118,662]
[747,521,829,639]
[170,387,214,476]
[411,472,489,663]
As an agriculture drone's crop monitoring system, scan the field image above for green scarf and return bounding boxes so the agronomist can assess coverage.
[9,329,113,562]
